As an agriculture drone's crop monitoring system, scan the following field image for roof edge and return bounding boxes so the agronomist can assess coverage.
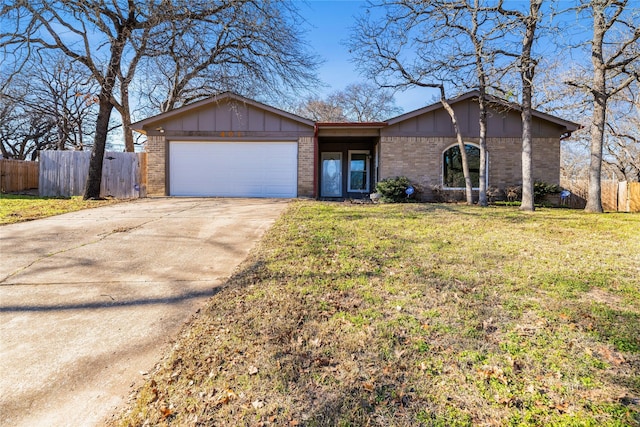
[316,122,388,128]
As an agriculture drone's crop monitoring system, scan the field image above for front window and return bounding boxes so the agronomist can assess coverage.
[348,151,369,192]
[443,144,480,188]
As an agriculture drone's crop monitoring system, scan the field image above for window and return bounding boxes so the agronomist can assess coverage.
[348,151,369,192]
[443,144,481,188]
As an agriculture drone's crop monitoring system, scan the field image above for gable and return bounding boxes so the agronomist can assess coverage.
[160,99,311,133]
[131,93,314,135]
[383,92,579,139]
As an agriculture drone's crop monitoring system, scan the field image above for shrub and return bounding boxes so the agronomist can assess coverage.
[505,185,522,202]
[431,184,445,202]
[487,186,502,203]
[376,176,414,203]
[533,181,561,203]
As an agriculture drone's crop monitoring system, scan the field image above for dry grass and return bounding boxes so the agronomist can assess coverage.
[112,202,640,426]
[0,194,120,224]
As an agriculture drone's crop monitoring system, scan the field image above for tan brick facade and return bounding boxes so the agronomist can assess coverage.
[488,137,560,188]
[379,136,561,200]
[297,137,314,197]
[379,136,446,190]
[145,135,166,196]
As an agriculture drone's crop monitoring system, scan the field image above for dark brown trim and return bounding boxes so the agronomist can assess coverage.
[164,137,170,196]
[316,122,387,128]
[313,124,319,198]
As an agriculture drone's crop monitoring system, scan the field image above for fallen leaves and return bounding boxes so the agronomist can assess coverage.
[215,389,238,406]
[159,405,173,420]
[597,345,626,365]
[477,366,508,385]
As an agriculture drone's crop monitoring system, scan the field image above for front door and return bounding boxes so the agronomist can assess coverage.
[321,152,342,197]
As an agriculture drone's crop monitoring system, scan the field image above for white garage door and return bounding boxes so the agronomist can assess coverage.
[169,141,298,197]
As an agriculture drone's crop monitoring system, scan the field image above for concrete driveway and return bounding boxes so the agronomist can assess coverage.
[0,198,288,427]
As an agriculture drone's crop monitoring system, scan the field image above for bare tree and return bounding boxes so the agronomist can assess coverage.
[0,82,55,160]
[408,0,507,206]
[496,0,544,212]
[566,0,640,212]
[0,53,98,159]
[350,1,476,204]
[142,2,319,115]
[2,1,318,199]
[28,53,99,152]
[296,98,348,122]
[349,0,550,206]
[328,83,402,122]
[295,82,401,122]
[603,87,640,182]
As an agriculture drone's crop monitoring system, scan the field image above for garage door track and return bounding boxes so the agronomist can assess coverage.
[0,198,288,427]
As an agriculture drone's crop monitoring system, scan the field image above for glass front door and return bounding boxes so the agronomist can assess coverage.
[321,152,342,197]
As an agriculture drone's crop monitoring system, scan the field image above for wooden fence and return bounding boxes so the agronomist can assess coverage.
[561,179,640,212]
[39,151,147,198]
[0,159,39,193]
[618,181,640,213]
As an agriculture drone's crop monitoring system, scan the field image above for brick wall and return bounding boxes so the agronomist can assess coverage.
[145,135,166,196]
[379,136,451,199]
[532,137,561,185]
[379,136,560,200]
[297,137,314,197]
[488,137,560,187]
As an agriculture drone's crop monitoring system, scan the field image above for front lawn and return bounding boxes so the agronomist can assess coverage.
[0,194,120,225]
[113,202,640,426]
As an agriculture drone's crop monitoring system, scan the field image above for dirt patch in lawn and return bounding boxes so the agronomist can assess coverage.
[110,202,640,426]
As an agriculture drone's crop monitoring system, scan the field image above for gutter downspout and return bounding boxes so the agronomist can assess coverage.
[313,123,319,199]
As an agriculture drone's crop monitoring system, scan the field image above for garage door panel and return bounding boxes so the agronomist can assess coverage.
[169,141,297,198]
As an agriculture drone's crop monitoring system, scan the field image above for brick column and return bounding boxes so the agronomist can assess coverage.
[297,136,314,197]
[145,135,166,196]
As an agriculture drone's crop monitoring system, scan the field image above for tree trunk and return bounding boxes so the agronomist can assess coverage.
[585,1,607,213]
[519,0,541,212]
[84,30,128,199]
[520,91,535,211]
[84,94,113,199]
[440,94,473,204]
[586,92,606,212]
[119,92,135,152]
[477,90,488,207]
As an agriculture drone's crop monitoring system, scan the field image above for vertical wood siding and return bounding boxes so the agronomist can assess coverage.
[39,151,147,198]
[0,159,39,193]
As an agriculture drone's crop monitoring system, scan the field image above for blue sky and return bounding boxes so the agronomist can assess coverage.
[299,0,436,114]
[298,0,602,116]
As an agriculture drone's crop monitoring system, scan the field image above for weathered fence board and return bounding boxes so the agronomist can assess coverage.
[39,151,147,198]
[629,182,640,213]
[618,181,628,212]
[619,181,640,213]
[601,180,619,211]
[0,159,39,193]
